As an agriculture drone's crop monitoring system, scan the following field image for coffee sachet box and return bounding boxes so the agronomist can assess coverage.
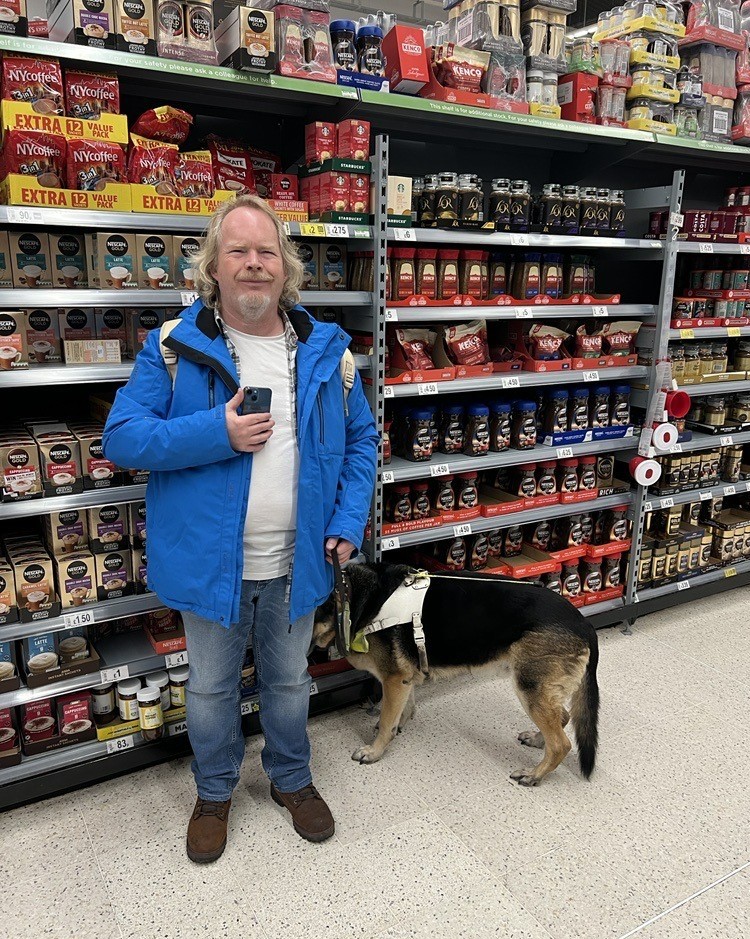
[49,231,88,288]
[9,232,52,288]
[13,555,56,619]
[25,309,62,364]
[58,308,95,342]
[132,546,148,592]
[114,0,157,55]
[97,232,137,289]
[55,551,96,609]
[0,311,29,370]
[95,307,127,348]
[94,549,132,601]
[125,308,165,357]
[173,235,203,289]
[36,434,82,497]
[87,503,130,554]
[0,231,12,287]
[43,508,89,556]
[136,233,174,289]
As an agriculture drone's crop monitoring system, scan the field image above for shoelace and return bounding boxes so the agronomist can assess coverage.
[195,800,229,820]
[290,785,320,806]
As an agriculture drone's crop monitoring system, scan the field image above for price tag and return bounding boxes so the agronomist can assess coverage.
[63,608,95,630]
[593,306,609,317]
[6,206,43,224]
[699,491,711,501]
[501,376,521,389]
[741,244,750,255]
[325,224,348,238]
[417,382,438,395]
[165,650,188,669]
[382,536,401,550]
[511,234,529,246]
[167,720,188,737]
[583,370,600,382]
[300,223,326,237]
[670,443,683,453]
[383,385,395,398]
[100,664,130,683]
[310,681,319,696]
[660,497,675,508]
[385,309,399,322]
[727,327,742,338]
[724,485,737,496]
[515,307,533,318]
[644,501,653,512]
[556,446,574,459]
[680,328,695,339]
[381,470,394,484]
[181,291,199,306]
[393,228,415,241]
[677,580,691,591]
[724,567,737,577]
[453,523,472,537]
[282,222,291,236]
[430,464,450,477]
[669,212,684,229]
[106,735,134,755]
[353,227,370,239]
[721,436,734,447]
[699,243,714,254]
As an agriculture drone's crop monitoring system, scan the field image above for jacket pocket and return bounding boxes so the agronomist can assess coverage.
[317,391,325,445]
[209,372,215,409]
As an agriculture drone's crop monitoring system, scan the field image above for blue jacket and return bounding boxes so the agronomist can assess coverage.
[102,300,379,626]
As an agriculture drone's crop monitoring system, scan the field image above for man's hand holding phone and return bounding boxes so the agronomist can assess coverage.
[225,386,274,453]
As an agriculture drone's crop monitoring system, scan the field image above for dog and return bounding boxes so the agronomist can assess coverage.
[313,563,600,786]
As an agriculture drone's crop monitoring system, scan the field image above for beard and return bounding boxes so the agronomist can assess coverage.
[236,289,273,321]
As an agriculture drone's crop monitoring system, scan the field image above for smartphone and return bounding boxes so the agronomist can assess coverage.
[240,386,273,415]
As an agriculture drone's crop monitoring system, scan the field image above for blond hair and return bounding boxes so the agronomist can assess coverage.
[191,194,304,311]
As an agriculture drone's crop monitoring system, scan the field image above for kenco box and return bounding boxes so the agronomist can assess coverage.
[558,73,600,123]
[0,99,129,144]
[382,25,430,94]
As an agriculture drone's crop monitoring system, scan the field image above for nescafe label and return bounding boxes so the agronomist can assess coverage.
[104,553,124,571]
[67,561,88,579]
[19,233,42,255]
[247,10,267,31]
[59,510,80,525]
[144,236,166,257]
[56,234,81,256]
[0,314,19,336]
[105,235,128,256]
[99,506,120,523]
[140,311,159,329]
[180,237,200,257]
[124,0,146,17]
[89,439,104,458]
[7,448,29,468]
[23,564,45,584]
[28,310,52,331]
[49,445,72,464]
[103,309,124,329]
[66,310,88,330]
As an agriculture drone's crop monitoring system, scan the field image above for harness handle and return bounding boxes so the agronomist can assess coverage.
[331,546,351,659]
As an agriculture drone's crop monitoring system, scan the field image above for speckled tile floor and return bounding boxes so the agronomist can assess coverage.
[2,590,749,939]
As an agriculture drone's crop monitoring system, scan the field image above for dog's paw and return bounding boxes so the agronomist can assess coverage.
[510,769,540,787]
[517,730,544,749]
[351,745,382,765]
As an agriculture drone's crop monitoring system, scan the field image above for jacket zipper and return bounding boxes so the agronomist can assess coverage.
[209,372,215,408]
[317,392,325,444]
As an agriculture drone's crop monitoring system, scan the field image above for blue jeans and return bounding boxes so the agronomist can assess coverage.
[181,576,315,801]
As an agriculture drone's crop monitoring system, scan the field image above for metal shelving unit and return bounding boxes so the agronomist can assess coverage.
[386,228,662,251]
[0,289,373,308]
[643,479,750,512]
[0,363,134,387]
[0,485,147,521]
[668,327,750,339]
[385,304,656,323]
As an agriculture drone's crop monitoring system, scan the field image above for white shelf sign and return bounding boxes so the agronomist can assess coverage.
[583,370,600,382]
[511,234,529,246]
[699,243,714,253]
[669,443,683,453]
[430,464,450,477]
[63,608,95,630]
[556,446,574,459]
[167,720,188,737]
[7,206,44,224]
[644,501,653,512]
[381,470,394,484]
[515,307,533,318]
[699,491,711,501]
[165,650,188,669]
[383,385,395,398]
[325,224,348,238]
[181,291,199,306]
[724,567,737,578]
[677,580,690,591]
[106,735,134,755]
[741,245,750,255]
[100,664,130,683]
[592,306,608,317]
[310,681,319,696]
[393,228,415,241]
[382,536,400,550]
[724,485,736,496]
[453,523,472,537]
[417,382,438,395]
[384,309,398,321]
[720,436,734,447]
[660,497,675,509]
[240,698,259,716]
[501,376,520,389]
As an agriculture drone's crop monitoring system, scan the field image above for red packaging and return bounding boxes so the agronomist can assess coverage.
[305,122,335,164]
[64,69,120,120]
[131,106,193,144]
[276,5,306,74]
[271,173,299,200]
[350,173,370,213]
[444,321,489,366]
[127,134,180,193]
[246,145,281,199]
[527,324,570,360]
[434,44,488,94]
[206,135,257,195]
[57,692,93,734]
[599,321,641,357]
[66,139,126,191]
[1,53,63,115]
[175,150,214,198]
[304,174,321,215]
[0,129,65,186]
[575,324,603,358]
[305,10,336,80]
[558,73,600,124]
[336,119,370,160]
[319,171,350,212]
[382,25,430,95]
[394,327,436,369]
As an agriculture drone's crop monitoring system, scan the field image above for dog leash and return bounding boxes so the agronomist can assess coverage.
[331,548,352,661]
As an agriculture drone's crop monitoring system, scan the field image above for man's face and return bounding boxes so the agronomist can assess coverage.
[212,207,285,322]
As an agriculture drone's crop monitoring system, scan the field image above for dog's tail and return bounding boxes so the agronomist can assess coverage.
[570,633,599,780]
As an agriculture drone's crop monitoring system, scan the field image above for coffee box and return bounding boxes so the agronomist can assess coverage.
[381,24,430,94]
[320,242,347,290]
[128,500,147,546]
[64,339,122,364]
[37,435,82,496]
[55,551,96,608]
[84,233,99,287]
[173,235,203,290]
[114,0,156,55]
[97,231,137,289]
[48,0,117,49]
[57,691,94,735]
[350,172,370,214]
[95,307,127,348]
[270,174,299,201]
[125,307,165,357]
[75,428,121,489]
[336,120,370,161]
[0,0,27,37]
[305,122,336,164]
[9,231,52,288]
[0,231,12,287]
[319,171,350,213]
[25,309,62,364]
[216,5,277,73]
[87,502,130,553]
[0,567,17,625]
[94,548,132,600]
[136,233,174,289]
[1,437,42,501]
[23,632,57,675]
[385,176,412,221]
[49,231,88,288]
[297,241,319,290]
[13,554,56,618]
[0,311,29,370]
[44,508,89,556]
[131,545,148,592]
[58,308,95,342]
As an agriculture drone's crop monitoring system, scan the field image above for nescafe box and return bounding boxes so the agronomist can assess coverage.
[305,122,335,165]
[97,231,136,289]
[95,307,127,348]
[114,0,157,55]
[48,0,117,49]
[125,307,165,357]
[173,235,203,289]
[270,174,298,201]
[336,120,370,161]
[94,549,133,600]
[13,555,56,619]
[87,503,130,553]
[55,552,96,608]
[215,6,277,73]
[297,242,320,290]
[0,568,18,625]
[0,311,29,370]
[75,428,121,489]
[128,500,147,547]
[132,546,148,592]
[38,435,83,496]
[43,508,89,556]
[0,437,41,501]
[136,233,174,289]
[49,231,88,288]
[58,308,95,342]
[10,232,52,288]
[320,242,347,290]
[0,231,12,287]
[25,309,62,364]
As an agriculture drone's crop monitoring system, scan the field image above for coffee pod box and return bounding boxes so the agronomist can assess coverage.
[95,307,127,348]
[173,235,203,289]
[97,232,137,289]
[0,231,12,287]
[48,0,117,49]
[298,242,319,290]
[136,233,174,289]
[128,500,146,546]
[13,555,57,619]
[58,308,95,342]
[115,0,157,55]
[10,232,52,288]
[94,549,132,600]
[125,307,165,357]
[1,436,42,500]
[25,309,62,364]
[0,311,29,370]
[49,231,88,288]
[55,552,96,608]
[0,567,18,626]
[76,428,121,488]
[87,502,130,553]
[320,242,347,290]
[44,508,89,556]
[132,546,148,592]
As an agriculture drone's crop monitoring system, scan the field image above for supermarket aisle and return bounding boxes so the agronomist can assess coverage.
[2,590,749,939]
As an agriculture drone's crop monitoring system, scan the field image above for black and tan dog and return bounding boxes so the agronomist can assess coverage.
[313,563,600,786]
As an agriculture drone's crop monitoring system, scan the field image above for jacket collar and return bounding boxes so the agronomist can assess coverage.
[194,302,314,345]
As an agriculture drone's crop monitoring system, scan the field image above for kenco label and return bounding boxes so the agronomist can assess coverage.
[0,100,129,144]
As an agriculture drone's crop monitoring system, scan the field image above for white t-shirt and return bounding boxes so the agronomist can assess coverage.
[224,323,299,580]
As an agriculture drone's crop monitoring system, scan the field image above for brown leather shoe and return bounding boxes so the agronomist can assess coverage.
[271,783,335,843]
[186,797,231,863]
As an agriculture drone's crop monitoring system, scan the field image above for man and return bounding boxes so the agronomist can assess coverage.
[103,195,378,862]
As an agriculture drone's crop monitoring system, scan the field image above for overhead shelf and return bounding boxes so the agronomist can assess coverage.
[668,327,750,339]
[680,380,750,396]
[0,363,133,387]
[660,428,750,453]
[634,557,750,604]
[0,484,147,521]
[643,478,750,512]
[387,228,661,251]
[386,304,656,323]
[0,289,373,309]
[673,241,750,255]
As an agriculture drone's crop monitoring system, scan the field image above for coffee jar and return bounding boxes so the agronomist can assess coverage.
[490,178,511,228]
[435,172,459,221]
[169,665,190,708]
[137,686,164,742]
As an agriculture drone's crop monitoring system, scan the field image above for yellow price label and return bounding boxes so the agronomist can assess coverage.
[299,223,326,237]
[724,567,737,578]
[727,327,742,337]
[680,328,695,339]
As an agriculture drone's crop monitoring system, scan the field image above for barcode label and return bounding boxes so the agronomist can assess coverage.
[501,376,520,389]
[699,243,714,254]
[7,206,43,224]
[430,464,450,477]
[669,212,684,228]
[165,650,188,669]
[100,665,129,683]
[583,371,600,382]
[381,470,394,484]
[417,383,438,395]
[556,447,574,459]
[677,580,690,591]
[382,536,400,550]
[453,523,472,537]
[724,485,736,496]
